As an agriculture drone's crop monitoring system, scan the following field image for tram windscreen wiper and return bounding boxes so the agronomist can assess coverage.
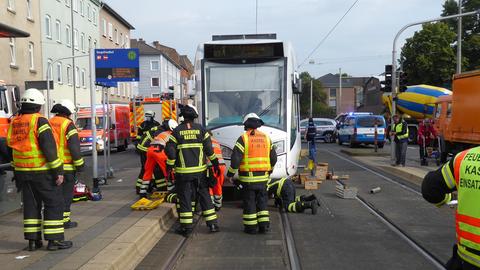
[258,97,281,117]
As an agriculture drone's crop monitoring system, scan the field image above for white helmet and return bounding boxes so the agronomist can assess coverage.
[57,99,76,115]
[243,113,261,124]
[21,88,45,105]
[167,119,178,131]
[187,104,198,116]
[178,115,184,123]
[145,110,155,117]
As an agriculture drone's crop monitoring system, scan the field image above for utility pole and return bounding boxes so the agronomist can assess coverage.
[89,48,99,192]
[457,0,462,73]
[390,9,480,162]
[338,68,342,114]
[310,79,313,118]
[70,1,77,106]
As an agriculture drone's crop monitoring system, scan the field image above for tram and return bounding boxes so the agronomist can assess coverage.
[192,34,302,179]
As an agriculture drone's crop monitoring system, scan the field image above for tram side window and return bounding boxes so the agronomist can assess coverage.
[290,95,298,148]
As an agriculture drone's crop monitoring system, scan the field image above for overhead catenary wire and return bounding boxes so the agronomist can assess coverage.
[298,0,360,69]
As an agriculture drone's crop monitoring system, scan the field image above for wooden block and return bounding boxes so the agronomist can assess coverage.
[299,173,310,185]
[300,149,308,158]
[304,180,318,190]
[331,175,339,180]
[340,175,350,180]
[315,163,328,180]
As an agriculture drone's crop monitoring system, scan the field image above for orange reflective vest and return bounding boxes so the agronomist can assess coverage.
[153,130,172,145]
[7,113,59,171]
[446,147,480,267]
[238,130,271,183]
[50,116,76,171]
[211,138,225,165]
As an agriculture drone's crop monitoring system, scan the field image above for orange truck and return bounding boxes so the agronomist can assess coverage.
[434,70,480,161]
[129,97,177,140]
[77,104,130,153]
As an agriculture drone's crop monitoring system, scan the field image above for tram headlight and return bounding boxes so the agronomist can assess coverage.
[273,140,285,155]
[220,145,233,159]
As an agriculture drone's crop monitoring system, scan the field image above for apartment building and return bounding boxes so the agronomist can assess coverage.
[99,2,135,104]
[0,0,43,91]
[39,0,101,107]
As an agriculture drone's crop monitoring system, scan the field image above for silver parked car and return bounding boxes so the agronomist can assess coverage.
[300,118,336,143]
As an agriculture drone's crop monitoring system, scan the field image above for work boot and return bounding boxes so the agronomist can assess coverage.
[139,193,147,199]
[27,240,43,251]
[300,194,318,202]
[47,240,73,251]
[258,225,270,234]
[208,223,220,233]
[244,227,257,235]
[214,206,221,212]
[303,201,318,215]
[175,227,193,237]
[64,221,78,229]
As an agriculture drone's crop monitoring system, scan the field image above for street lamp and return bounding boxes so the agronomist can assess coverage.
[390,9,480,162]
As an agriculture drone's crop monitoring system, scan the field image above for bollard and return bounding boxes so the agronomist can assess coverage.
[370,187,382,194]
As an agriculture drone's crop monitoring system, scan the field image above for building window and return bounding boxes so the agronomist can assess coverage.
[108,23,113,40]
[73,29,78,50]
[56,62,62,83]
[102,19,107,37]
[28,42,34,70]
[92,8,97,25]
[120,32,123,46]
[65,0,70,7]
[7,0,15,11]
[9,38,16,66]
[47,59,53,80]
[329,88,337,107]
[73,0,77,12]
[66,65,72,85]
[151,93,161,98]
[114,29,118,44]
[79,0,84,16]
[87,3,91,21]
[75,66,79,87]
[45,15,52,38]
[26,0,33,19]
[81,69,86,88]
[93,40,97,48]
[65,24,71,46]
[55,20,61,43]
[88,36,91,49]
[125,35,129,48]
[151,78,160,87]
[151,60,159,71]
[80,33,85,52]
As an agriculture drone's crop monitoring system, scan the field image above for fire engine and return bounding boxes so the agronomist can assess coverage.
[129,96,177,140]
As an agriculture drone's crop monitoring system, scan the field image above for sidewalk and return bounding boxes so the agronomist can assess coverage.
[0,168,176,270]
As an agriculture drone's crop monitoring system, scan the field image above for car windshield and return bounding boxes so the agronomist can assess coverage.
[76,117,105,130]
[204,59,285,130]
[356,116,385,127]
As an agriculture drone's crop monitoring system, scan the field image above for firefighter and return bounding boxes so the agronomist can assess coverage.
[136,110,160,140]
[207,131,226,211]
[50,99,84,229]
[139,119,178,198]
[226,113,277,234]
[390,114,409,167]
[267,177,318,214]
[165,104,220,236]
[6,88,72,251]
[422,147,480,270]
[135,123,163,193]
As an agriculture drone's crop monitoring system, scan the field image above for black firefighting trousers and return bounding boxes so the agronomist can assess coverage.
[279,180,304,213]
[176,173,217,229]
[17,173,65,241]
[62,173,75,224]
[242,182,270,230]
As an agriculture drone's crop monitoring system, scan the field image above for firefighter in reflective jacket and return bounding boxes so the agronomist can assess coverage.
[139,120,178,198]
[136,110,160,140]
[207,131,226,211]
[135,123,163,193]
[50,99,84,229]
[165,104,220,237]
[226,113,277,234]
[267,177,318,214]
[6,89,72,251]
[422,146,480,270]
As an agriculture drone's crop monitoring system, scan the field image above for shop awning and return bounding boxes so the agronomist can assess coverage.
[0,22,30,38]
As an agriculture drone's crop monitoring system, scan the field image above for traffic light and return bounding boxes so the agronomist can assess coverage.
[399,71,407,92]
[380,65,392,92]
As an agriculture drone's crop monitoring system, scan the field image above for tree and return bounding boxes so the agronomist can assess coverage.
[442,0,480,70]
[400,22,457,87]
[299,72,335,118]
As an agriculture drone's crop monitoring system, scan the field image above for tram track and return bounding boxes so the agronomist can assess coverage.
[280,210,302,270]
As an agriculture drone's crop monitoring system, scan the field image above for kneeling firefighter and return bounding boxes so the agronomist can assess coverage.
[267,177,318,214]
[165,104,220,237]
[226,113,277,234]
[139,119,178,198]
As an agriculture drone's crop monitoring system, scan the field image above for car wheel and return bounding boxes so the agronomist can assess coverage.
[117,140,127,152]
[349,137,357,148]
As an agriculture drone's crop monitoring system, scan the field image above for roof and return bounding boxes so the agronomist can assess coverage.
[0,22,29,38]
[318,73,380,88]
[152,42,181,67]
[131,39,182,69]
[101,3,135,30]
[179,55,193,74]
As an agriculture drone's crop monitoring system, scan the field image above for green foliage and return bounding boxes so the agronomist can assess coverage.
[400,22,457,87]
[299,72,335,118]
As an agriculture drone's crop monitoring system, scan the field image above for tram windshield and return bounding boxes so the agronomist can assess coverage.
[204,59,285,130]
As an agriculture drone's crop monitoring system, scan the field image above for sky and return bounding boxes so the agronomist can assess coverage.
[106,0,445,78]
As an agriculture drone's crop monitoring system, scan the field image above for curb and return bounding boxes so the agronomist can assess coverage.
[79,203,177,270]
[340,149,390,157]
[376,165,425,185]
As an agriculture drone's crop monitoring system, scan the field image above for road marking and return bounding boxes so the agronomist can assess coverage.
[324,149,422,196]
